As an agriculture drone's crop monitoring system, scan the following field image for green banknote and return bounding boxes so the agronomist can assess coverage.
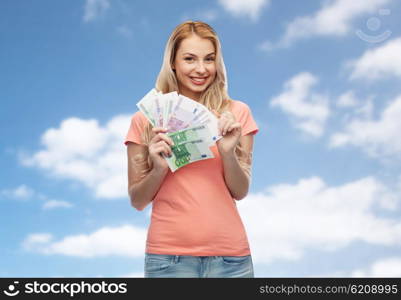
[167,124,212,145]
[164,138,214,172]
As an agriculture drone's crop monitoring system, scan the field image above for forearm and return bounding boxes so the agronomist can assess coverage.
[221,151,250,200]
[129,167,168,211]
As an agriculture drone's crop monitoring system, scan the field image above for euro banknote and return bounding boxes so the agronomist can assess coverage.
[136,88,223,172]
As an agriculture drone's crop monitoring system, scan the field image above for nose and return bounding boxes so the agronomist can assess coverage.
[195,60,207,74]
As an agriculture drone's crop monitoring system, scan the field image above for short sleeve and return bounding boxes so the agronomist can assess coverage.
[231,100,259,136]
[124,111,148,146]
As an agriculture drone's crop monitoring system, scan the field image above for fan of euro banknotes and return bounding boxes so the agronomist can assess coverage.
[136,88,223,172]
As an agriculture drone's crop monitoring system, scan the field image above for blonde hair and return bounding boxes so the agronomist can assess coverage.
[138,20,251,179]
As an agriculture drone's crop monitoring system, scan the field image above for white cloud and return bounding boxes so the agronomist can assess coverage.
[330,94,401,160]
[315,256,401,277]
[218,0,269,21]
[355,98,375,119]
[19,114,131,199]
[351,257,401,277]
[270,72,330,137]
[42,200,73,210]
[93,271,144,278]
[235,175,401,264]
[336,91,374,124]
[23,225,146,258]
[83,0,110,23]
[23,233,53,249]
[120,271,144,278]
[336,90,359,108]
[0,185,74,210]
[0,184,35,200]
[348,37,401,80]
[262,0,391,50]
[22,175,401,270]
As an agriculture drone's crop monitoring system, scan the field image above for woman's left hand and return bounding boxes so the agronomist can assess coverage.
[213,110,242,156]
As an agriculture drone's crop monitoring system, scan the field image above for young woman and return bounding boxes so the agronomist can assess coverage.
[124,20,259,278]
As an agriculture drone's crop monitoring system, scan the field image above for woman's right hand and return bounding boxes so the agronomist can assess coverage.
[148,127,174,174]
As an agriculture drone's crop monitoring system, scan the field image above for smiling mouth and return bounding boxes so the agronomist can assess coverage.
[190,77,208,85]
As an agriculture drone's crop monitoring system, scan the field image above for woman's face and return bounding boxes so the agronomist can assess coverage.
[173,34,217,101]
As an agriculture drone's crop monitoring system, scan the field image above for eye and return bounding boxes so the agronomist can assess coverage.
[206,57,215,62]
[184,57,194,61]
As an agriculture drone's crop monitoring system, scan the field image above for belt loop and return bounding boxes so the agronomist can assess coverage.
[174,255,179,263]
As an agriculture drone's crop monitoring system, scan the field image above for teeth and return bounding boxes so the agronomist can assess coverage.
[191,77,206,82]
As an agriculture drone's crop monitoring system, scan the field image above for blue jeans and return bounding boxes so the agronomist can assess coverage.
[144,253,254,278]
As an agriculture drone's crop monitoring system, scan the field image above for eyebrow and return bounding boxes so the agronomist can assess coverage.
[182,52,215,57]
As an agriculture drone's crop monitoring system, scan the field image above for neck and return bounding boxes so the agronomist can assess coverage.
[177,86,201,102]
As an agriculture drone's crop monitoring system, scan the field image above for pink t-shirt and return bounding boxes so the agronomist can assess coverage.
[124,99,259,256]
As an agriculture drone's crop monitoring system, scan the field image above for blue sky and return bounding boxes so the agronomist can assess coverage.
[1,0,401,277]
